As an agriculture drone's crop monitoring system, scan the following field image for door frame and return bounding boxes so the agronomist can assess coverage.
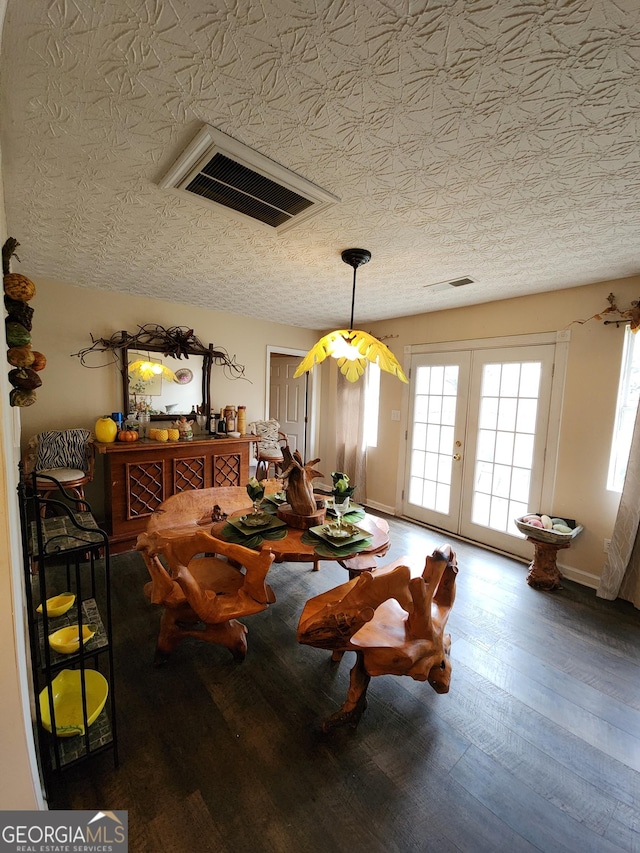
[265,346,318,462]
[395,330,570,552]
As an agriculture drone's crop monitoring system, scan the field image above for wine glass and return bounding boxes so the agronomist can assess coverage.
[196,414,207,433]
[333,495,350,529]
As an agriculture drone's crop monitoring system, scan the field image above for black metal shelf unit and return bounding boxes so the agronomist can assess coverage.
[19,472,118,784]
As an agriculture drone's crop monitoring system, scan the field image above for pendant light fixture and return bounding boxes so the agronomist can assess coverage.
[294,248,408,383]
[128,358,177,382]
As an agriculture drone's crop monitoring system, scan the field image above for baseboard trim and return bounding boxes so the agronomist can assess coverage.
[365,507,600,589]
[557,563,600,590]
[365,499,397,515]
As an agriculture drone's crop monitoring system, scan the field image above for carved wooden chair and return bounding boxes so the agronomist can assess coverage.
[297,544,458,731]
[137,527,275,664]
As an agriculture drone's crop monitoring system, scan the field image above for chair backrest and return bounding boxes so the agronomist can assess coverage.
[25,429,93,475]
[137,528,275,622]
[145,486,252,534]
[248,419,288,459]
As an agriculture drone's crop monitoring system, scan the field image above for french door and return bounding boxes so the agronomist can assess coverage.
[403,343,557,558]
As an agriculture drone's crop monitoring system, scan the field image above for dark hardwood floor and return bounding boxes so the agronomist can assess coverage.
[45,515,640,853]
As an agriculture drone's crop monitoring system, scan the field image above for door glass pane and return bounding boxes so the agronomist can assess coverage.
[476,429,495,462]
[479,396,498,429]
[472,361,543,534]
[411,449,425,477]
[408,364,459,513]
[495,431,514,465]
[497,397,517,431]
[516,398,538,432]
[413,422,427,449]
[519,362,541,396]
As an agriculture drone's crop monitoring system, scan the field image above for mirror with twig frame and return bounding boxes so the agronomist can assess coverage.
[123,345,211,420]
[71,324,248,422]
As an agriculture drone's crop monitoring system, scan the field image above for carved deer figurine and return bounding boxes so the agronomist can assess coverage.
[279,446,323,515]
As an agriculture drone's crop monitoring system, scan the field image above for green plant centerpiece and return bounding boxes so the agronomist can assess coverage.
[331,471,356,499]
[246,477,265,514]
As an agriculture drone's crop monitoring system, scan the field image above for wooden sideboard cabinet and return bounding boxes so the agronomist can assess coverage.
[95,435,255,553]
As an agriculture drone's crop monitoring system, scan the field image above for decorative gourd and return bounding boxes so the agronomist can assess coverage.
[8,367,42,391]
[117,429,139,442]
[7,346,34,367]
[4,296,34,330]
[95,416,118,444]
[167,429,180,441]
[9,388,37,407]
[30,351,46,371]
[5,321,31,347]
[3,272,36,302]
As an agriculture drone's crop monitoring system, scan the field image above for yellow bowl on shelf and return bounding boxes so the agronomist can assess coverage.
[36,592,75,618]
[48,624,96,655]
[39,669,109,737]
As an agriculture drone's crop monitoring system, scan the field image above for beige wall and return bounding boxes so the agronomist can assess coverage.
[19,279,321,514]
[363,276,640,587]
[0,36,45,802]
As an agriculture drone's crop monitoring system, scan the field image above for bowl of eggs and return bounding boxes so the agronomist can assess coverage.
[515,513,583,544]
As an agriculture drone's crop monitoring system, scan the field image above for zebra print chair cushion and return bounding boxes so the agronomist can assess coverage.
[35,429,92,475]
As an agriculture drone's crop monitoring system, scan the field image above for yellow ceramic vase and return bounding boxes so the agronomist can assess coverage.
[95,416,117,443]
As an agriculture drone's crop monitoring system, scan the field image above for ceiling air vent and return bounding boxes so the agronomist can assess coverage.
[159,126,340,233]
[424,276,476,294]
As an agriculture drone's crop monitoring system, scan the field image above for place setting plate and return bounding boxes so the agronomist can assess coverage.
[227,512,288,536]
[309,521,370,548]
[263,491,287,506]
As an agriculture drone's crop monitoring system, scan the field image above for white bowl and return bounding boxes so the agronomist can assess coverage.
[228,431,241,438]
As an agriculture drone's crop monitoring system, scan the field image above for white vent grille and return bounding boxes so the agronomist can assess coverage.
[159,126,340,233]
[424,276,475,293]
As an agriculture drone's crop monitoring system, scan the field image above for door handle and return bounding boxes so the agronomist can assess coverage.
[453,453,461,461]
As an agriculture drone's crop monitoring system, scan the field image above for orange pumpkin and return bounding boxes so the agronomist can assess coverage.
[117,429,139,442]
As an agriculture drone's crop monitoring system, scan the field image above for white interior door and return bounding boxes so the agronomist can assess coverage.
[269,354,308,457]
[403,344,556,558]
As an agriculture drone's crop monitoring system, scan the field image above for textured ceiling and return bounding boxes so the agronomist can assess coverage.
[1,0,639,330]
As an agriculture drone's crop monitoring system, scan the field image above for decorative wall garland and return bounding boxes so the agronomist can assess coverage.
[71,324,247,381]
[565,292,640,332]
[3,238,46,406]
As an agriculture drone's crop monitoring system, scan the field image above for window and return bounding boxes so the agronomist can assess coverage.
[608,326,640,491]
[362,363,381,449]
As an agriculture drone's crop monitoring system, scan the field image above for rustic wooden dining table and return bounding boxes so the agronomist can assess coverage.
[208,501,391,574]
